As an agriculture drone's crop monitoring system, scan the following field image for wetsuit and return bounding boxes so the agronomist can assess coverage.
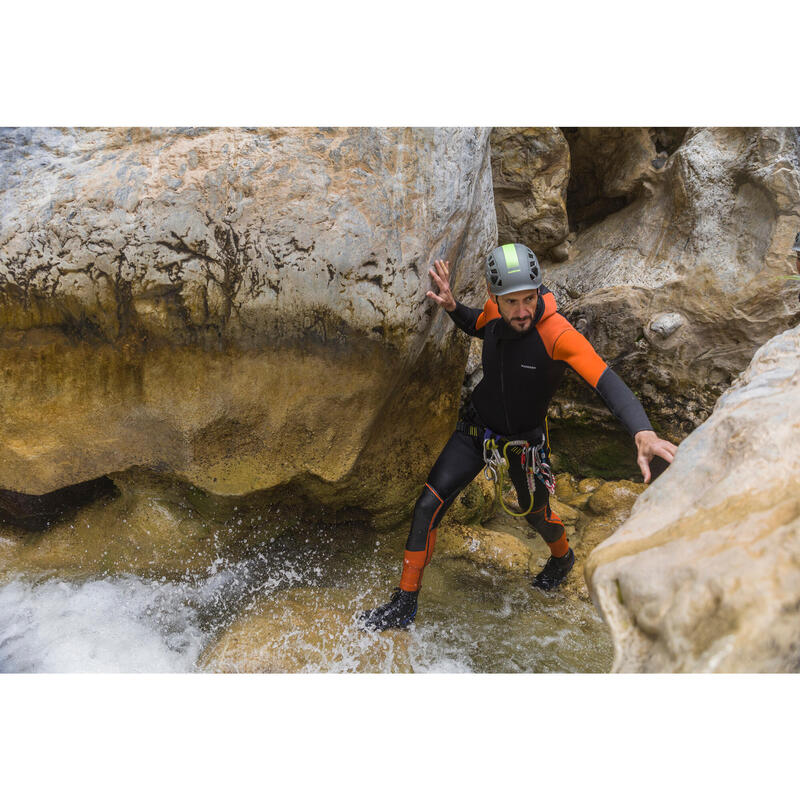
[398,285,654,593]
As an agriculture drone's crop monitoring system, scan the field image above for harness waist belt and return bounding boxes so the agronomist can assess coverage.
[456,419,545,447]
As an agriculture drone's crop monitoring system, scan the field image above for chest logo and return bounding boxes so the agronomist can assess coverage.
[520,364,537,370]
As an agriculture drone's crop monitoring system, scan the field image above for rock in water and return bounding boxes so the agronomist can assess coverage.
[0,128,496,528]
[199,587,412,673]
[585,323,800,672]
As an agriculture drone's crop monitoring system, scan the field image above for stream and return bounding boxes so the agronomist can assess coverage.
[0,508,613,673]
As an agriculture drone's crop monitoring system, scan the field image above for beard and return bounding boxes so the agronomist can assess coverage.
[502,312,532,331]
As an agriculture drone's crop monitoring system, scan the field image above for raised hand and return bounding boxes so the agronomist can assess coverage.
[426,259,457,313]
[634,430,679,483]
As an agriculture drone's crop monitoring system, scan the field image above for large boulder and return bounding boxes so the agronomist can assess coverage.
[585,323,800,672]
[0,127,496,527]
[546,127,800,438]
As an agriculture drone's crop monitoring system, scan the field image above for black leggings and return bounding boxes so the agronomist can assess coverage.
[405,430,565,551]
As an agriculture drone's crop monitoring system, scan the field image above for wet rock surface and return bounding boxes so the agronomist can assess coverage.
[586,323,800,672]
[437,472,648,606]
[200,587,412,673]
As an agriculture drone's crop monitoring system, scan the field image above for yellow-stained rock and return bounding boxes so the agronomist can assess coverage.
[199,587,411,673]
[490,127,570,256]
[577,477,604,494]
[586,480,647,517]
[438,522,533,574]
[446,474,497,526]
[569,492,593,510]
[550,496,580,526]
[554,473,579,503]
[0,127,496,532]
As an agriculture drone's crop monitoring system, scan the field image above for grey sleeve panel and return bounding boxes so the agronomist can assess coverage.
[596,367,653,437]
[446,301,486,339]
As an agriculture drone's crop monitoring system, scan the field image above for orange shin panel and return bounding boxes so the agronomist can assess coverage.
[399,549,427,592]
[548,532,569,558]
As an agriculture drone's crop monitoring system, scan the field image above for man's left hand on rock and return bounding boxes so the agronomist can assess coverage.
[634,430,678,483]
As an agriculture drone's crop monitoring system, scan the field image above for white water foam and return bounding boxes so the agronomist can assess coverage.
[0,576,206,672]
[0,543,318,673]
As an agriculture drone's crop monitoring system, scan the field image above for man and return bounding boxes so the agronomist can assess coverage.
[360,243,677,631]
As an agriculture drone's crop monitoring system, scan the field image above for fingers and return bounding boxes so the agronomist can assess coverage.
[656,446,676,464]
[426,290,446,306]
[638,454,651,484]
[428,267,447,290]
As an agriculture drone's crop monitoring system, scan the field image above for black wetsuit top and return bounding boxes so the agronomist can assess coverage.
[446,286,653,438]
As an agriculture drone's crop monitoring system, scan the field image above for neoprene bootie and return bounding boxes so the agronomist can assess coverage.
[532,548,575,591]
[359,588,419,631]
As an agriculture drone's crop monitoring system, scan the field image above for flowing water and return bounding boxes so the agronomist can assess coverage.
[0,510,613,673]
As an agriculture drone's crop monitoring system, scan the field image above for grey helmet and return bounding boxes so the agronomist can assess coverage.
[793,231,800,252]
[486,243,542,296]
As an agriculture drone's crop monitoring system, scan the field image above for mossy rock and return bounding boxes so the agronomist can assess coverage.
[548,422,640,480]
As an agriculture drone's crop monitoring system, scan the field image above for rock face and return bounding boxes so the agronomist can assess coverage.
[0,128,496,526]
[490,128,570,258]
[586,324,800,672]
[546,127,800,438]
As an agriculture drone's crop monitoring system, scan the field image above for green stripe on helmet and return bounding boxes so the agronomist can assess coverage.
[502,243,520,272]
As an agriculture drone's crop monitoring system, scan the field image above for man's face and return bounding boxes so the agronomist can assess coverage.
[493,287,539,333]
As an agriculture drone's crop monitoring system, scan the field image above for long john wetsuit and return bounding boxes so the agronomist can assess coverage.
[398,285,654,593]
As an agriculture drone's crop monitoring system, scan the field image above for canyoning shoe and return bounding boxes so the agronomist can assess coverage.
[359,588,419,631]
[532,548,575,591]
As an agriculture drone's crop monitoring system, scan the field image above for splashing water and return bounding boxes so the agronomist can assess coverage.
[0,521,613,673]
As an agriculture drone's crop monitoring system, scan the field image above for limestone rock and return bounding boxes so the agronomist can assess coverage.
[459,335,484,417]
[0,469,255,580]
[0,128,497,528]
[199,586,412,673]
[648,312,685,339]
[563,128,664,231]
[490,128,570,255]
[446,473,496,526]
[586,324,800,672]
[577,477,604,494]
[569,492,593,511]
[554,473,579,503]
[586,480,646,518]
[550,496,579,526]
[438,522,533,574]
[547,127,800,438]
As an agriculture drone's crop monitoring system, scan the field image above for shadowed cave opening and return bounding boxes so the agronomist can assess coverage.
[562,127,688,233]
[0,477,119,531]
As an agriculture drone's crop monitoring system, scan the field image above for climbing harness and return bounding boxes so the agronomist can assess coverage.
[458,419,555,518]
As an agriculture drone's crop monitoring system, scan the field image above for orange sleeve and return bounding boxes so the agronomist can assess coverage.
[551,328,608,389]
